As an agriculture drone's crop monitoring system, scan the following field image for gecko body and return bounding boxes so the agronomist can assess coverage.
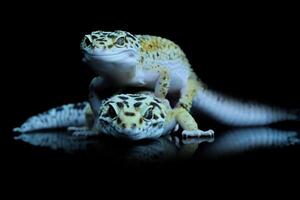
[14,92,214,140]
[14,91,299,140]
[81,30,299,126]
[81,30,198,115]
[13,31,300,140]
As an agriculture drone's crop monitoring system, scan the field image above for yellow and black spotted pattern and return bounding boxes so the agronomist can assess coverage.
[97,93,172,139]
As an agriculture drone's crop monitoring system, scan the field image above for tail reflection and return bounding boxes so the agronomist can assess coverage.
[199,127,300,159]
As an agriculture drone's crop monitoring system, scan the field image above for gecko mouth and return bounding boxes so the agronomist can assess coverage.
[83,49,137,58]
[109,126,146,140]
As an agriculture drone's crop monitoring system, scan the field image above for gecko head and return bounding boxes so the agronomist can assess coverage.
[81,30,140,74]
[97,93,168,140]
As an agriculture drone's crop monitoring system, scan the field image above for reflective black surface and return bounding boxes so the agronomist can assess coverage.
[4,4,300,185]
[10,125,300,165]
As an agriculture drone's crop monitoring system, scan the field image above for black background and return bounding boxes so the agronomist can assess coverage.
[1,2,300,183]
[4,4,299,126]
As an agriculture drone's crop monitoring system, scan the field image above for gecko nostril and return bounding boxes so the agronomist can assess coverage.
[121,123,126,129]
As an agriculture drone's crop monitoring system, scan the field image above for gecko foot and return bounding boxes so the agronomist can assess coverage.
[67,127,89,132]
[72,130,98,137]
[67,127,97,137]
[182,129,214,140]
[181,137,214,145]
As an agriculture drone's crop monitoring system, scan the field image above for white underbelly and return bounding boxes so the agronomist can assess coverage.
[130,61,190,92]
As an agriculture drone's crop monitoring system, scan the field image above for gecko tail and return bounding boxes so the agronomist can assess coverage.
[193,89,300,126]
[13,102,90,133]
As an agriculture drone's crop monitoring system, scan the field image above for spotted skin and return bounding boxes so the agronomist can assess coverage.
[81,30,201,116]
[13,32,300,138]
[96,93,170,140]
[81,31,187,64]
[14,92,214,140]
[81,31,140,51]
[94,92,213,140]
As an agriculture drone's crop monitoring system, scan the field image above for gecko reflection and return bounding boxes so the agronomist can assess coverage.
[14,131,213,163]
[198,127,300,159]
[14,131,98,153]
[14,127,300,162]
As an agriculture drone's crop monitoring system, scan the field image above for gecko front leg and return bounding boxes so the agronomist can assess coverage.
[145,66,212,138]
[173,107,214,139]
[146,65,170,99]
[89,76,119,116]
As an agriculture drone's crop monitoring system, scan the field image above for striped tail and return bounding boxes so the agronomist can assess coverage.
[13,102,90,133]
[193,89,299,126]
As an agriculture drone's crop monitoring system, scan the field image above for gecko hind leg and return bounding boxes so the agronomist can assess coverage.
[89,76,107,116]
[177,77,201,111]
[89,76,119,116]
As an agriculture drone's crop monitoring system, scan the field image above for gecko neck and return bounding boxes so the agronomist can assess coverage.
[101,66,137,85]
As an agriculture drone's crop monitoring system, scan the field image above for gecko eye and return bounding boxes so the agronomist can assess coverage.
[143,107,153,120]
[115,37,125,46]
[107,105,117,118]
